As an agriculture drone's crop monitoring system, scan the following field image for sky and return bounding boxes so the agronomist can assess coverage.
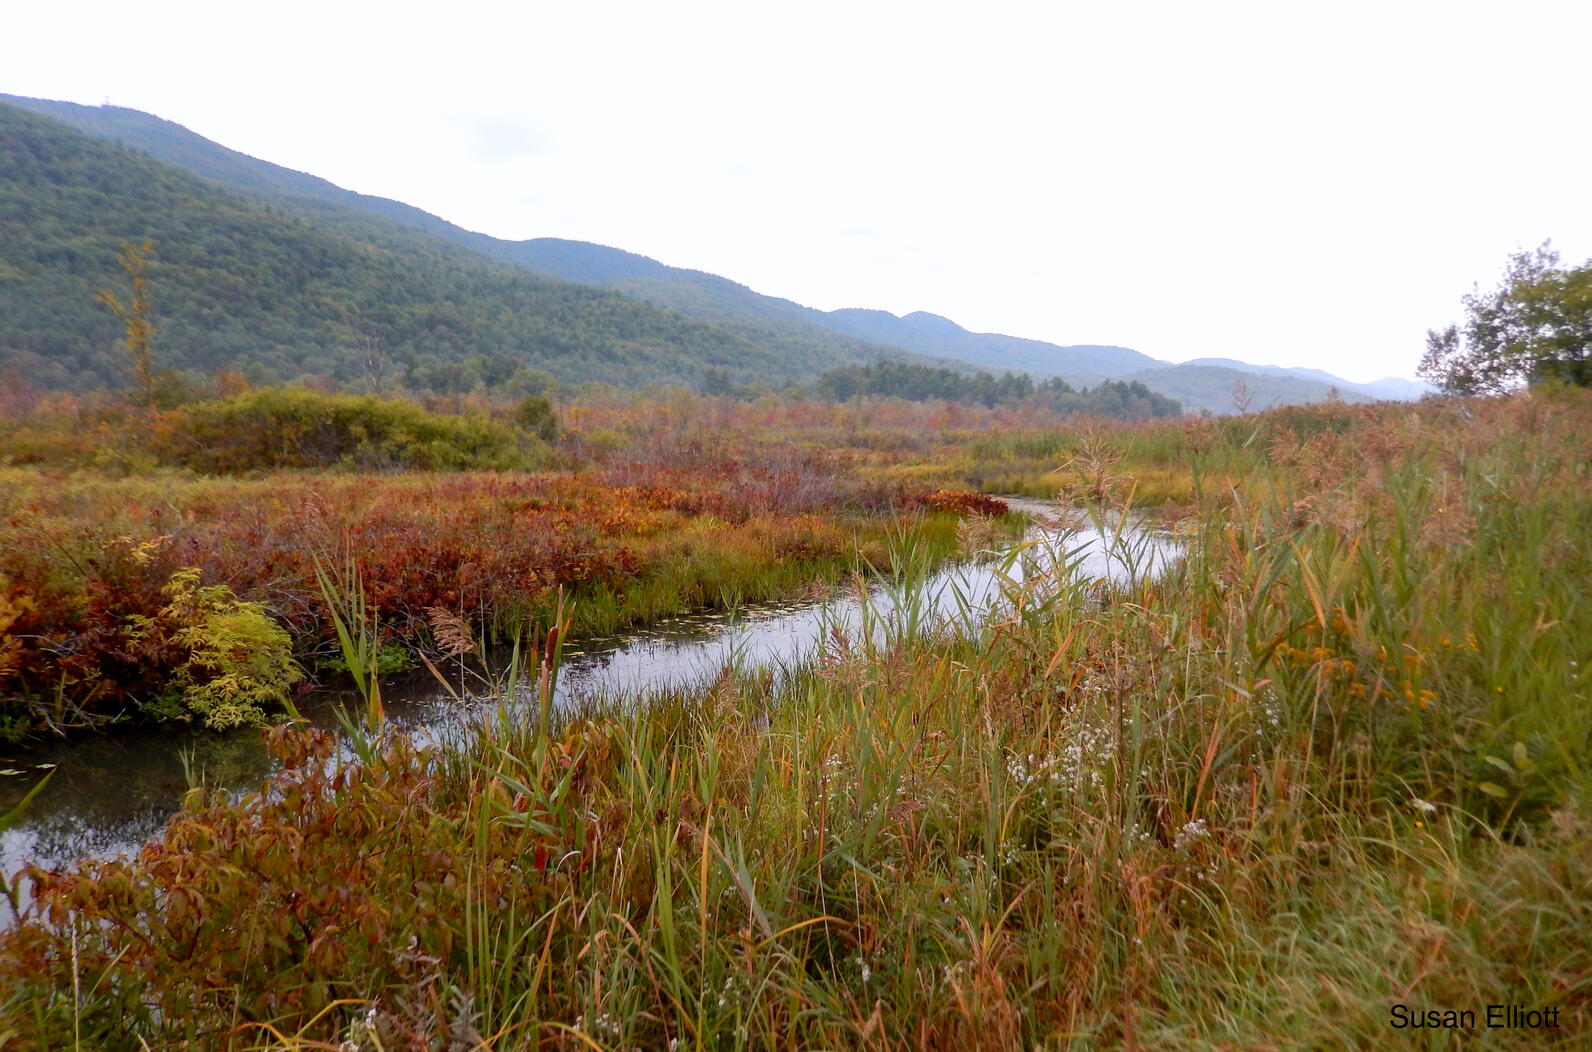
[6,0,1590,384]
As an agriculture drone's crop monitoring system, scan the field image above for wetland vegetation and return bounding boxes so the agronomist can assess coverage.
[0,384,1589,1048]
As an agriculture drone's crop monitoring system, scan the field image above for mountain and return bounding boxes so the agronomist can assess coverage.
[1,95,1172,388]
[1180,358,1432,402]
[1360,376,1435,400]
[0,101,917,393]
[0,94,528,247]
[1121,364,1375,415]
[820,309,1162,384]
[2,94,1427,410]
[0,95,952,381]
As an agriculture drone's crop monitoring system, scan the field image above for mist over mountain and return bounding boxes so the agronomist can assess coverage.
[1,93,1426,411]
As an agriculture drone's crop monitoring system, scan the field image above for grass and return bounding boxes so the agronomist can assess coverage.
[1,390,1589,1048]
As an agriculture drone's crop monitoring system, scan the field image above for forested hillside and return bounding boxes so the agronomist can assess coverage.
[0,95,1419,411]
[1,95,941,390]
[1,97,1175,389]
[0,103,887,393]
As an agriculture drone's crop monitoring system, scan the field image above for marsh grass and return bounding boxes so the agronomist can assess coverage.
[1,392,1589,1048]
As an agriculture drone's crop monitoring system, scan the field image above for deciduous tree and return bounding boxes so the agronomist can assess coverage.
[96,238,159,408]
[1421,243,1592,394]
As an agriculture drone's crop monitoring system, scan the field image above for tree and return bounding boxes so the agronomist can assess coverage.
[96,238,159,408]
[1420,243,1592,394]
[701,367,735,397]
[513,394,559,443]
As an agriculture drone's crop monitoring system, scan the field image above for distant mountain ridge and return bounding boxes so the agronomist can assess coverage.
[1122,364,1375,414]
[1,93,1427,412]
[0,102,902,392]
[0,96,948,381]
[821,309,1161,384]
[1181,358,1434,402]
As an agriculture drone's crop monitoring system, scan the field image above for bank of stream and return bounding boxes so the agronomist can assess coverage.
[0,500,1180,898]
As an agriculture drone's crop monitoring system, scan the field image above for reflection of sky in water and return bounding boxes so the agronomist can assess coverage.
[543,511,1179,708]
[0,503,1179,893]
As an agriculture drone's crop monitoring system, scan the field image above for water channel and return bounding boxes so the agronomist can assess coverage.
[0,500,1180,893]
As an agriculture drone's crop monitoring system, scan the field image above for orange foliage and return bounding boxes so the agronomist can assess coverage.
[0,450,923,733]
[915,489,1011,517]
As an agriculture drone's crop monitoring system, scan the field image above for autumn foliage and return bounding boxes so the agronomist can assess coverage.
[0,449,978,736]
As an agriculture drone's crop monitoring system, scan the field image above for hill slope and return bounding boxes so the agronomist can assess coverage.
[3,96,1171,387]
[0,102,893,392]
[1181,358,1432,402]
[0,95,943,383]
[3,95,1425,410]
[1123,363,1374,414]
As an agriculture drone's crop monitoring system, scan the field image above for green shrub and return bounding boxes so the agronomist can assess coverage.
[156,386,547,473]
[127,567,301,730]
[512,393,559,442]
[318,640,412,679]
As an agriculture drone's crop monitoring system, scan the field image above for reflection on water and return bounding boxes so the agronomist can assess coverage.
[0,500,1179,889]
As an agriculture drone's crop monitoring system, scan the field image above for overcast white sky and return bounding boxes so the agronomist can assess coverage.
[7,0,1590,382]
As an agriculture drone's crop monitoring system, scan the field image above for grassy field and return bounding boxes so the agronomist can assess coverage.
[1,389,1589,1048]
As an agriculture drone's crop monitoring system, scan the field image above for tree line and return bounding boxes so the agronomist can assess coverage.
[811,361,1183,419]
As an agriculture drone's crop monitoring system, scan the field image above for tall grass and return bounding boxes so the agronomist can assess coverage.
[1,391,1588,1048]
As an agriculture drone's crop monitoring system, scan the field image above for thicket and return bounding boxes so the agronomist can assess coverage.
[155,387,548,472]
[123,567,302,730]
[510,394,558,443]
[0,387,556,473]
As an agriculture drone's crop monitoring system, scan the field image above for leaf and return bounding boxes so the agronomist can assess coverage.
[1477,781,1510,799]
[1481,755,1516,778]
[0,769,53,834]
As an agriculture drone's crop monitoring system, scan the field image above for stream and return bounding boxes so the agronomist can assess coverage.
[0,499,1180,892]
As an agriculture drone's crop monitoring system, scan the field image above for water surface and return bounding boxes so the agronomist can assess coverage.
[0,500,1178,889]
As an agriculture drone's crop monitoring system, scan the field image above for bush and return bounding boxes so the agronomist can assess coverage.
[915,489,1011,516]
[127,567,301,730]
[155,387,547,473]
[512,393,559,443]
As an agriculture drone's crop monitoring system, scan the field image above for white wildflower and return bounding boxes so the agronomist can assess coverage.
[1174,819,1209,852]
